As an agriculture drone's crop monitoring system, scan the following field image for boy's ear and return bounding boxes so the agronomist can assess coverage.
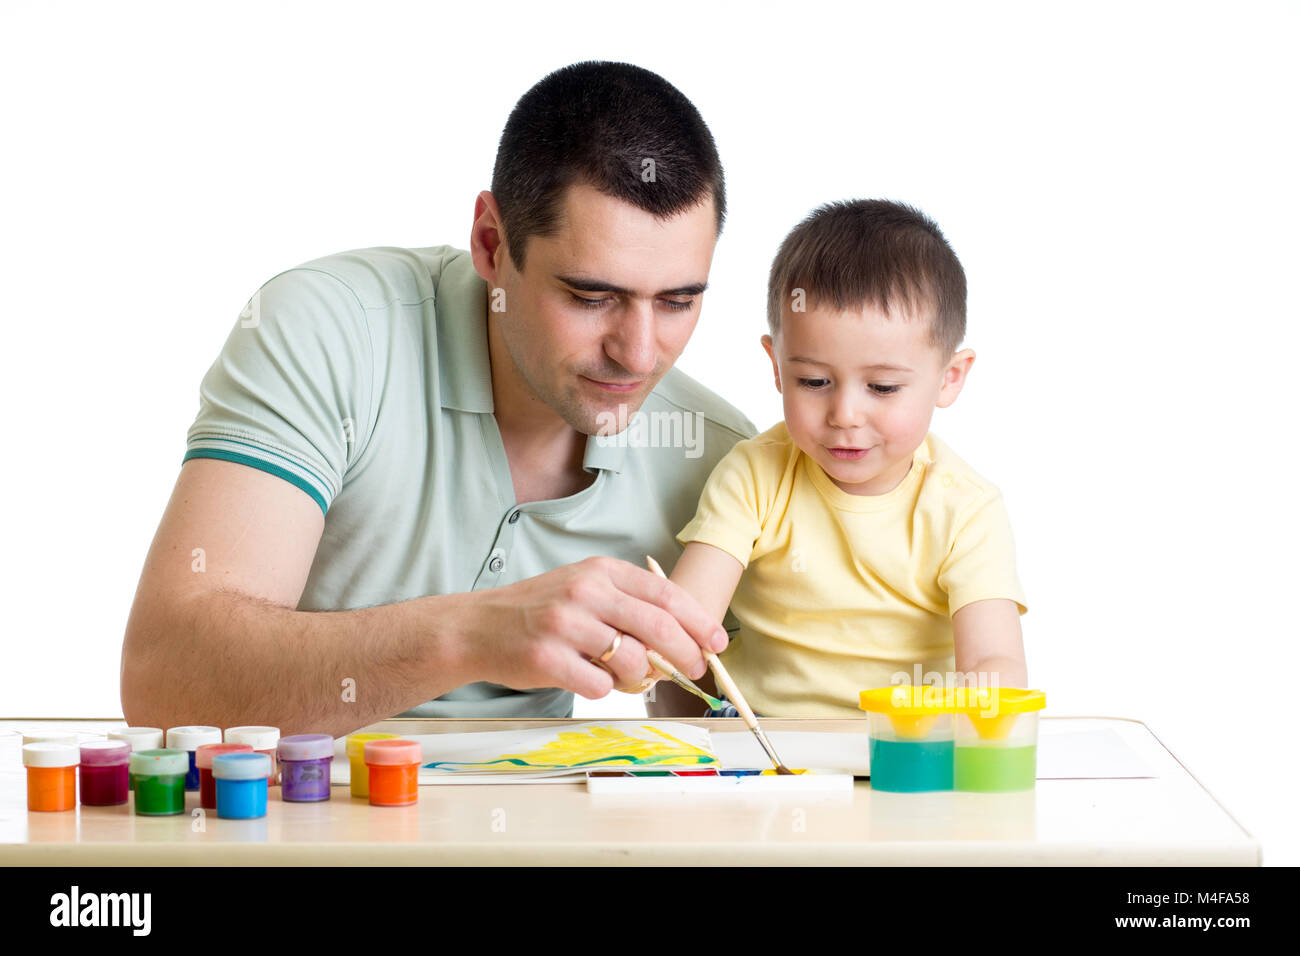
[761,334,782,394]
[936,348,975,408]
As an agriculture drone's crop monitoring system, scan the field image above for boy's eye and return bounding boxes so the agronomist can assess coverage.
[795,379,900,395]
[662,298,695,312]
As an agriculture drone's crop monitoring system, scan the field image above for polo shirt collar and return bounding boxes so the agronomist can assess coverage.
[435,250,627,475]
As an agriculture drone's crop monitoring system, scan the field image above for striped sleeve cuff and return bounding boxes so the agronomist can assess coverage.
[183,435,333,516]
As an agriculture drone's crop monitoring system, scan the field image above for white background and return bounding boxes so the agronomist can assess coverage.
[2,1,1296,863]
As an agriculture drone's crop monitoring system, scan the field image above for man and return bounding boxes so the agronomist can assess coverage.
[120,61,757,737]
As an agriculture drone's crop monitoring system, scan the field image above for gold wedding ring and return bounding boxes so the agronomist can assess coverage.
[597,631,623,663]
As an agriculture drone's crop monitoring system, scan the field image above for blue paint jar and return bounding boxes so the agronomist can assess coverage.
[213,752,271,819]
[165,726,222,790]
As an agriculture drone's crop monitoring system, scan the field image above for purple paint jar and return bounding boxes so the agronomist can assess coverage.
[79,740,131,806]
[277,734,334,802]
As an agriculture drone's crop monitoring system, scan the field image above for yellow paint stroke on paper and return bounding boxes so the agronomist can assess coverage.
[499,725,717,768]
[424,724,718,772]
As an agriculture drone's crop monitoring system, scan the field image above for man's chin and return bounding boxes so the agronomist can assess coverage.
[572,390,649,437]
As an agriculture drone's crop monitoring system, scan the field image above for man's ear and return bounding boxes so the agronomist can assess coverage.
[761,334,782,394]
[936,348,975,408]
[470,190,511,286]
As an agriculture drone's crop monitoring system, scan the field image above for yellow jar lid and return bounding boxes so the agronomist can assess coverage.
[859,686,1046,715]
[345,732,398,758]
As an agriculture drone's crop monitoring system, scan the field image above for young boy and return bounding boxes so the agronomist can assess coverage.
[648,199,1029,718]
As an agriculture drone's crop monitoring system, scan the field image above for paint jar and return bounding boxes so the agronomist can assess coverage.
[953,688,1046,792]
[213,752,272,819]
[277,734,334,802]
[165,726,222,790]
[345,732,398,798]
[364,739,421,807]
[79,740,131,806]
[859,686,956,792]
[224,726,281,785]
[129,749,189,815]
[195,743,254,810]
[22,731,79,747]
[23,743,78,811]
[109,728,165,793]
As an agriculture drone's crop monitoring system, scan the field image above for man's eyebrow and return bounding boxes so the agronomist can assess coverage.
[787,356,914,373]
[556,274,708,297]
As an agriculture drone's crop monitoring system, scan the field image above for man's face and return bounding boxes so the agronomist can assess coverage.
[487,182,717,435]
[762,300,971,496]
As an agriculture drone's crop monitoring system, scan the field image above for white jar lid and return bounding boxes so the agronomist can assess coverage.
[22,731,78,747]
[165,725,222,750]
[224,725,280,750]
[108,727,165,751]
[23,743,79,768]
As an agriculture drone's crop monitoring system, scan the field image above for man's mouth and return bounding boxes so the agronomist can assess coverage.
[582,375,642,392]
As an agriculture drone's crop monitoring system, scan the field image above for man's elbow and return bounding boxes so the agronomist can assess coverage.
[119,621,173,728]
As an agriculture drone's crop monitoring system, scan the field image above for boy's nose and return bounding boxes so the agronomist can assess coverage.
[826,389,865,430]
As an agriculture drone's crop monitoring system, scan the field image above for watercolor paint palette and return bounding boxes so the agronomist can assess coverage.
[586,768,854,793]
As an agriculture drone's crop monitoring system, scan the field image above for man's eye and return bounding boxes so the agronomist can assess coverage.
[662,298,695,312]
[796,378,828,389]
[870,384,901,395]
[570,293,612,309]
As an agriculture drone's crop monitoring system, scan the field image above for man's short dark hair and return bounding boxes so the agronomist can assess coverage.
[491,61,726,270]
[767,199,967,360]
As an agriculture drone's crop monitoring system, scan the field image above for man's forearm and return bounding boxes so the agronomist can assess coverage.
[120,588,476,739]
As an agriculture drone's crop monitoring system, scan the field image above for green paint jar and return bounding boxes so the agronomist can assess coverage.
[129,749,189,815]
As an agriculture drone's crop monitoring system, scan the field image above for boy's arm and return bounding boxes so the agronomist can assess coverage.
[952,598,1028,688]
[645,542,745,716]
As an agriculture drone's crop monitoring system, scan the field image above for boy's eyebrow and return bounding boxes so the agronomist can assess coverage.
[555,274,708,297]
[787,356,914,373]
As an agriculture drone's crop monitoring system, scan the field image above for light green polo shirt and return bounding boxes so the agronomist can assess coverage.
[184,245,758,717]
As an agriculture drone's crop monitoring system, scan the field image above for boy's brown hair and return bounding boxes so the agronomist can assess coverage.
[767,199,966,359]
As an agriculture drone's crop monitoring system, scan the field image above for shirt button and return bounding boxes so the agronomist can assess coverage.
[489,555,504,573]
[942,474,954,488]
[508,510,521,524]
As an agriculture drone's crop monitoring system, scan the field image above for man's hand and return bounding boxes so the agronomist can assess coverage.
[459,556,730,700]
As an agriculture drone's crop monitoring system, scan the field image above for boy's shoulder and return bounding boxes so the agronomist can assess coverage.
[713,418,801,471]
[917,432,1007,513]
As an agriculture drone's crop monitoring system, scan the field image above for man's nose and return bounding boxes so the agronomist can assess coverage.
[603,301,657,378]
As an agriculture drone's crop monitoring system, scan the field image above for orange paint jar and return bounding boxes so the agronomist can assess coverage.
[23,743,78,811]
[363,739,421,807]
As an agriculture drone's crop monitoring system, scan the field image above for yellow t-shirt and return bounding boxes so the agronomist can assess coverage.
[676,421,1028,717]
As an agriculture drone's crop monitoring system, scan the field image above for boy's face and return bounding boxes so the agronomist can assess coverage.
[762,299,975,495]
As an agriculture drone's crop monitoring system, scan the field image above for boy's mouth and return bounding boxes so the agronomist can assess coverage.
[828,446,869,460]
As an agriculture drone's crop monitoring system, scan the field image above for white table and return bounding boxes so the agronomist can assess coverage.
[0,716,1260,865]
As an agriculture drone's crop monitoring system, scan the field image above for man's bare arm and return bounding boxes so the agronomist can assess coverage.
[119,459,477,737]
[121,459,729,737]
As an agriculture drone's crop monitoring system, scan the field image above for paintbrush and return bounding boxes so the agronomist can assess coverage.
[645,648,727,711]
[645,555,795,775]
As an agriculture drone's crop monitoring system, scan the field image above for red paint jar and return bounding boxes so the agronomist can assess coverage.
[79,740,131,806]
[195,743,253,809]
